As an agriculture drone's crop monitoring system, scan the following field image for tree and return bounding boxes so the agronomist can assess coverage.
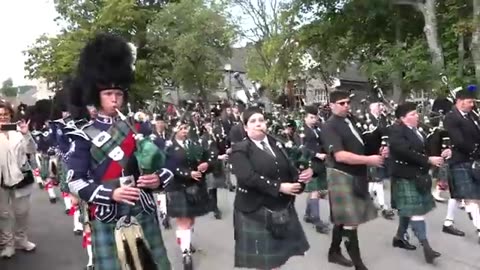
[229,0,305,95]
[148,0,235,101]
[24,0,173,98]
[1,78,18,97]
[296,0,477,102]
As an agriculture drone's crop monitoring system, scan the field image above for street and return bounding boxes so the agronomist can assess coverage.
[2,185,480,270]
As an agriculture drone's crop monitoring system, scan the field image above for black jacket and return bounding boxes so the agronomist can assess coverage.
[444,108,480,164]
[389,123,430,179]
[230,137,299,212]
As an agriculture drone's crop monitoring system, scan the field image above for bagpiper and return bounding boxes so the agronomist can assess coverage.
[65,33,173,270]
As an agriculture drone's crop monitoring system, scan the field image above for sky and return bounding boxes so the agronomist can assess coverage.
[0,0,60,86]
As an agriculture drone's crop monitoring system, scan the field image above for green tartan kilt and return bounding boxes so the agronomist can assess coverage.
[327,168,377,225]
[166,188,211,218]
[391,178,435,217]
[233,207,309,269]
[449,162,480,200]
[58,159,69,192]
[39,154,50,180]
[304,173,327,192]
[91,212,171,270]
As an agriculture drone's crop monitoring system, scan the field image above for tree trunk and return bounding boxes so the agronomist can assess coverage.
[472,0,480,85]
[392,12,404,103]
[457,34,465,78]
[417,0,445,71]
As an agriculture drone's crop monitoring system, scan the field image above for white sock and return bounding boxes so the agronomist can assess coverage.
[444,199,457,226]
[368,182,375,198]
[73,209,83,231]
[472,205,480,230]
[87,244,93,266]
[47,186,56,199]
[466,204,475,218]
[374,182,386,208]
[176,229,191,254]
[159,193,167,215]
[64,195,72,211]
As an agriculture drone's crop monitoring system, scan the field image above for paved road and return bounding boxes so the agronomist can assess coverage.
[1,184,480,270]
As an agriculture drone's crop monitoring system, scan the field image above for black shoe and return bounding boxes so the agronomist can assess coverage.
[38,183,44,189]
[74,230,83,236]
[421,240,440,264]
[392,236,416,250]
[381,209,395,220]
[162,217,171,230]
[64,209,70,215]
[85,265,94,270]
[49,198,57,204]
[213,209,222,220]
[190,244,196,254]
[315,221,331,234]
[304,215,318,224]
[328,250,353,267]
[183,254,193,270]
[442,225,465,237]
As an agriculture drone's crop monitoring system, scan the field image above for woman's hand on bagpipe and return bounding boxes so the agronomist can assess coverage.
[280,183,302,195]
[380,146,389,158]
[315,153,327,160]
[298,168,313,183]
[137,173,161,189]
[191,171,202,181]
[113,186,140,205]
[441,149,452,160]
[217,154,229,161]
[197,162,209,173]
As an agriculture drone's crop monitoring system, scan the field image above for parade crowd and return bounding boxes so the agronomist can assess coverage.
[0,32,480,270]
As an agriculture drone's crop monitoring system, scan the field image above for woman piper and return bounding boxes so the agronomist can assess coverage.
[65,33,172,270]
[389,102,446,264]
[230,106,312,270]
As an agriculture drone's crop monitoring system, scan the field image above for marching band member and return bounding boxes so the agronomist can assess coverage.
[367,102,395,219]
[301,105,330,234]
[230,106,312,270]
[165,119,215,269]
[322,90,384,270]
[444,87,480,243]
[66,33,172,270]
[389,102,444,263]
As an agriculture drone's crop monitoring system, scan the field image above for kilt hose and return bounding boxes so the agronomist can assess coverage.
[391,178,435,217]
[233,207,309,269]
[91,212,171,270]
[327,168,377,225]
[166,189,211,218]
[304,172,327,192]
[449,162,480,200]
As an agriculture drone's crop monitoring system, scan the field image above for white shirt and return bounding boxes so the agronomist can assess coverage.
[251,136,276,157]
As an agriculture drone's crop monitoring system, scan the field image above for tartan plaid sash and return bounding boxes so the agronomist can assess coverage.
[85,119,135,173]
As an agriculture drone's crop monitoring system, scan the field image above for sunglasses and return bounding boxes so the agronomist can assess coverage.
[336,101,351,106]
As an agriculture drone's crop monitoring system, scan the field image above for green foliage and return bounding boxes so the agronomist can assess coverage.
[1,78,18,97]
[148,0,235,98]
[295,0,477,99]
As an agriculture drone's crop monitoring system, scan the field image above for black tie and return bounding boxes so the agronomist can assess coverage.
[260,141,275,158]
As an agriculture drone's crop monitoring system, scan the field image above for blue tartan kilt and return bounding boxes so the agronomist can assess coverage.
[449,162,480,200]
[391,177,435,217]
[233,207,309,269]
[91,211,171,270]
[166,188,211,218]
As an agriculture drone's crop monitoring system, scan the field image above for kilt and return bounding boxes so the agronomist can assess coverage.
[449,162,480,199]
[91,212,171,270]
[233,207,309,269]
[368,165,388,182]
[166,189,211,218]
[391,177,435,217]
[304,173,327,192]
[327,168,377,225]
[58,159,69,193]
[39,154,50,180]
[206,173,227,190]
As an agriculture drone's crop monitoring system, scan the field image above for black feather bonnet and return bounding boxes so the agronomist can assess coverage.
[73,33,134,107]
